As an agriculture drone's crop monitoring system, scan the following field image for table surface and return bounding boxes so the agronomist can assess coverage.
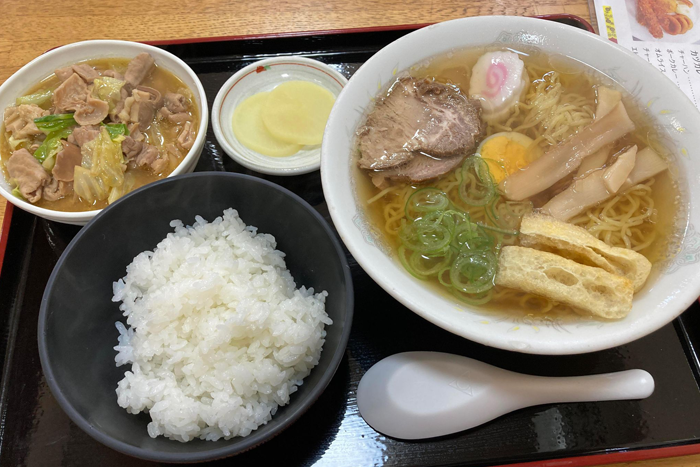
[1,1,699,466]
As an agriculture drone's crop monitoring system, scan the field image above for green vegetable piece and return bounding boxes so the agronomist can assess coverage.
[102,123,129,139]
[33,126,73,162]
[34,113,77,134]
[11,187,24,200]
[16,89,53,107]
[42,155,56,171]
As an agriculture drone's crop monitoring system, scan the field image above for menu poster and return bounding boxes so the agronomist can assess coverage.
[593,0,700,109]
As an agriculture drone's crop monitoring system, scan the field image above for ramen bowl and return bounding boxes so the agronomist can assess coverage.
[321,15,700,355]
[0,40,208,225]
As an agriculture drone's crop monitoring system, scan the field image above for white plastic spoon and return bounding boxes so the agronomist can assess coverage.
[356,351,654,440]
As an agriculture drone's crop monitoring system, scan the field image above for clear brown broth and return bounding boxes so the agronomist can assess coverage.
[355,47,684,319]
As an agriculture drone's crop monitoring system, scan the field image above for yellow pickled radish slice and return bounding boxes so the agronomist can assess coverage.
[261,81,336,145]
[232,92,303,157]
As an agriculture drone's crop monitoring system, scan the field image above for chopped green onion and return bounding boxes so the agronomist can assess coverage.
[452,222,496,252]
[485,196,532,233]
[458,156,496,206]
[399,217,452,254]
[408,249,454,278]
[393,155,531,306]
[16,89,53,107]
[438,267,452,287]
[405,188,451,221]
[450,288,494,306]
[398,245,429,280]
[450,251,497,294]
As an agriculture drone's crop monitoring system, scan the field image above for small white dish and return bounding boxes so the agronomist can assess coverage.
[212,56,347,175]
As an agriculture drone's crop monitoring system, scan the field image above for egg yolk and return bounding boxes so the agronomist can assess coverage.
[480,136,533,183]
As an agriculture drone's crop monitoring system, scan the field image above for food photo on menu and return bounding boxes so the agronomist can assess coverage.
[2,2,700,467]
[635,0,696,40]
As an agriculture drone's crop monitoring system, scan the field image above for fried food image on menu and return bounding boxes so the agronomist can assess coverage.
[637,0,694,38]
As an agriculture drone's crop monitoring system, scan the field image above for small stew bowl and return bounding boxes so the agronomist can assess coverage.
[0,40,208,225]
[321,16,700,355]
[38,173,353,462]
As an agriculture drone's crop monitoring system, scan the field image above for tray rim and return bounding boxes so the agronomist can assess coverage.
[497,442,700,467]
[141,14,594,46]
[0,202,12,278]
[6,13,700,467]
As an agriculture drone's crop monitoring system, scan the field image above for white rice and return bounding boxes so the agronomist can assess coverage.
[112,208,331,442]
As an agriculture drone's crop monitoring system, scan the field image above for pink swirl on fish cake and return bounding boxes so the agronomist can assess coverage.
[483,61,508,98]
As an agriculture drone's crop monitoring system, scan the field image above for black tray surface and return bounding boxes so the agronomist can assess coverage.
[3,19,700,467]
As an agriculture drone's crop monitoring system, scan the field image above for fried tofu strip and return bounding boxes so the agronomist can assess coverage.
[495,246,634,319]
[519,213,652,292]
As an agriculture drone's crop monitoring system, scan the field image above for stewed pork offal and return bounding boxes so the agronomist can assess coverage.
[0,53,199,212]
[357,48,682,320]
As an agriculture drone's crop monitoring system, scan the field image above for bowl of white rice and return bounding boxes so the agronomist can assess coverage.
[38,172,353,462]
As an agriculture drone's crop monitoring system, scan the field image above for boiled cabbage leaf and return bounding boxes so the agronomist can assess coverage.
[16,89,53,107]
[73,127,125,204]
[92,77,125,112]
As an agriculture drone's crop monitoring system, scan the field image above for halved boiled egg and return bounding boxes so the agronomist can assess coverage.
[477,132,543,183]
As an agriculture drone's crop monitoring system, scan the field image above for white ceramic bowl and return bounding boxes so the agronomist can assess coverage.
[212,57,347,175]
[321,16,700,355]
[0,40,208,225]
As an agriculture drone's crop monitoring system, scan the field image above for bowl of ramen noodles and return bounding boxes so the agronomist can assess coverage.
[0,40,208,225]
[321,15,700,355]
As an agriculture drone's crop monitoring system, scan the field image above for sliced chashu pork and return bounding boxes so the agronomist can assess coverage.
[358,77,483,170]
[358,77,484,185]
[370,153,467,187]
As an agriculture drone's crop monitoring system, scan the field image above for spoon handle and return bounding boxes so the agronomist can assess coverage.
[515,369,655,405]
